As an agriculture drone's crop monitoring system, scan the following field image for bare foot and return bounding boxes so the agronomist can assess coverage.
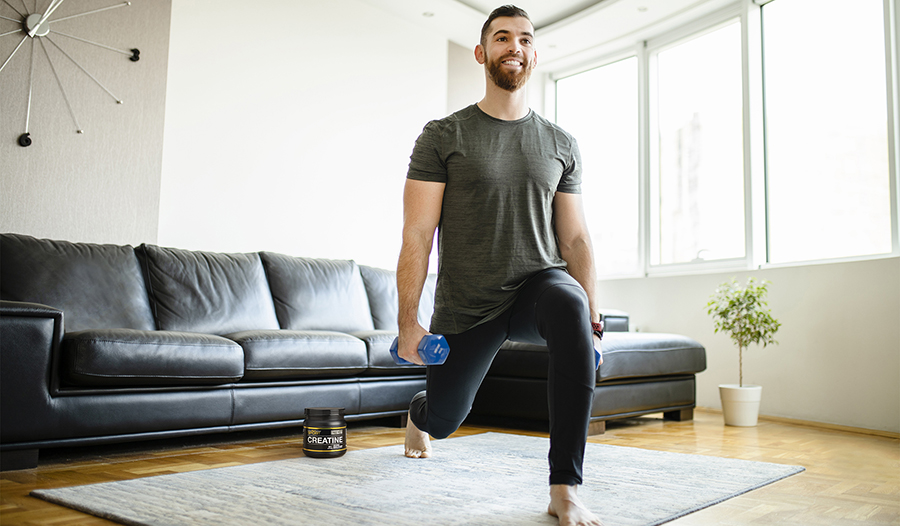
[548,484,602,526]
[404,411,431,458]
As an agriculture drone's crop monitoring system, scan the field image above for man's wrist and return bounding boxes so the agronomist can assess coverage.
[591,321,604,341]
[398,312,420,329]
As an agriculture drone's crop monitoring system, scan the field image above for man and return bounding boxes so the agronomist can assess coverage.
[396,5,603,526]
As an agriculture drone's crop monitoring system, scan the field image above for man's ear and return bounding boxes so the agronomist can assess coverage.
[475,44,486,65]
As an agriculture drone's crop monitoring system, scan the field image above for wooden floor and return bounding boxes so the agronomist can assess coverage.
[1,409,897,525]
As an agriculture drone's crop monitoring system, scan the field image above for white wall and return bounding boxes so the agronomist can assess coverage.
[159,0,449,270]
[447,41,484,113]
[595,257,900,433]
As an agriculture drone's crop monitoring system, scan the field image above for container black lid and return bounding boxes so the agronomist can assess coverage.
[304,407,345,417]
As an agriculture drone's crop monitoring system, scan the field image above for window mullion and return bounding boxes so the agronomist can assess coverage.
[886,0,900,255]
[638,40,651,277]
[743,0,767,269]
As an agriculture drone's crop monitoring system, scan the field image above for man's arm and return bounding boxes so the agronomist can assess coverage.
[553,192,602,356]
[396,179,445,365]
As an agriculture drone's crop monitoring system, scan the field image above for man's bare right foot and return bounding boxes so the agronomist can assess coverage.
[548,484,603,526]
[404,411,431,458]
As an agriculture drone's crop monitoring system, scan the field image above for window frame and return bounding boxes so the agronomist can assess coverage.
[758,0,897,266]
[547,0,900,279]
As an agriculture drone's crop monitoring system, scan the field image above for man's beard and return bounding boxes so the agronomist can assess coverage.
[487,55,533,92]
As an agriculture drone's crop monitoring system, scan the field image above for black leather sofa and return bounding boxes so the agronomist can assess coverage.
[0,233,706,470]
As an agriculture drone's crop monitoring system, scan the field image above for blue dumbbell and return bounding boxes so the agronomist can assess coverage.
[389,334,449,365]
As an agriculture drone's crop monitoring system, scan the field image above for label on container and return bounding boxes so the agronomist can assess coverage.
[303,426,347,454]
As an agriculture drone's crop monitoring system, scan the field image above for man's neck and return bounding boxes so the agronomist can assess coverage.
[477,84,530,121]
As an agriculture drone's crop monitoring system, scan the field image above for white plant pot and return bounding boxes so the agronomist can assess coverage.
[719,384,762,427]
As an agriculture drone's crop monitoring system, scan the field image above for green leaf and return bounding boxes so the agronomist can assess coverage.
[705,277,782,381]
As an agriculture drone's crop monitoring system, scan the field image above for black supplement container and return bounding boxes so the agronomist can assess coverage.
[303,407,347,458]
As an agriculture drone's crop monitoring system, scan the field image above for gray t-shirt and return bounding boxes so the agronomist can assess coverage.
[407,104,582,334]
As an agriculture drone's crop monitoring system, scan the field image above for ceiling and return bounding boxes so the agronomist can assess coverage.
[359,0,736,69]
[456,0,612,29]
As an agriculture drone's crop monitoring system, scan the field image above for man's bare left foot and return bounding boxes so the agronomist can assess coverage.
[404,411,431,458]
[548,484,603,526]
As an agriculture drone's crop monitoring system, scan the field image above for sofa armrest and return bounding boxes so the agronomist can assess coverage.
[2,300,64,320]
[599,309,629,332]
[1,301,64,444]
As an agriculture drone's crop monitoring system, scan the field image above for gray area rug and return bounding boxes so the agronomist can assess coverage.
[33,432,803,526]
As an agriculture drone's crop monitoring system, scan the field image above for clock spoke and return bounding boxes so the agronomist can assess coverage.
[1,28,22,37]
[1,14,23,23]
[39,37,83,133]
[21,37,34,146]
[50,1,131,24]
[0,33,27,74]
[52,29,136,58]
[1,0,25,18]
[45,35,122,103]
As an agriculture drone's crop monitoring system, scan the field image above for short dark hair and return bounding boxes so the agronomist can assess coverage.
[480,5,532,48]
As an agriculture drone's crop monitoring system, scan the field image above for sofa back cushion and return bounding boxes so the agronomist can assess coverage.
[138,244,279,334]
[260,252,374,332]
[358,265,436,331]
[0,233,155,332]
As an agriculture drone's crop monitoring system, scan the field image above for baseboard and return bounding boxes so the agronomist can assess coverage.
[695,407,900,439]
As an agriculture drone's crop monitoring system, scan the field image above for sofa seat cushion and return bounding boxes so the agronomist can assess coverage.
[489,332,706,383]
[61,329,244,387]
[352,330,425,376]
[228,330,368,381]
[137,244,279,335]
[0,233,155,332]
[599,333,707,380]
[260,253,374,332]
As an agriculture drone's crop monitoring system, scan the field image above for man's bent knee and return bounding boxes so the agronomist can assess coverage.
[539,283,590,322]
[409,391,466,439]
[410,414,461,440]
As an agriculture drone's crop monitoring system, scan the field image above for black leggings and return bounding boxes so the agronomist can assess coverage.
[409,268,596,486]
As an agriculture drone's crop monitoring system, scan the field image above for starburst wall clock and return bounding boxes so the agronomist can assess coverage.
[0,0,140,147]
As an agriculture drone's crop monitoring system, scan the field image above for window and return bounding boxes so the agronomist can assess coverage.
[556,57,640,277]
[651,20,746,266]
[553,1,898,276]
[762,0,893,262]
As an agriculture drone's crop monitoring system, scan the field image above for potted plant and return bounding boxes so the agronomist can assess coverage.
[706,277,781,426]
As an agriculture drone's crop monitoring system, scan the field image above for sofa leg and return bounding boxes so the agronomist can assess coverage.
[663,408,694,422]
[398,413,409,428]
[587,420,606,436]
[1,449,39,471]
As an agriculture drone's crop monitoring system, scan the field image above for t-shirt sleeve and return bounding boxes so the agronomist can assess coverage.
[407,121,447,183]
[556,135,582,194]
